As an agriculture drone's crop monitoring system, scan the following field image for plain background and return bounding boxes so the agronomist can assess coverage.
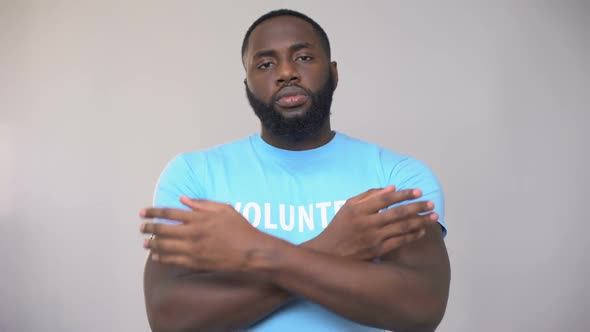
[1,1,588,331]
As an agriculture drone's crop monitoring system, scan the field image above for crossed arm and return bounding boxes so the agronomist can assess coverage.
[142,187,450,332]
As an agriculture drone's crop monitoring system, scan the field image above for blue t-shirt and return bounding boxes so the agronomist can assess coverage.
[153,131,446,331]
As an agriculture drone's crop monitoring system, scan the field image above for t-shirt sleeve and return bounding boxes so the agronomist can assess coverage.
[152,153,206,224]
[388,157,447,237]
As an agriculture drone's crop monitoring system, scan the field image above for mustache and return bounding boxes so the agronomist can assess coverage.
[271,83,311,104]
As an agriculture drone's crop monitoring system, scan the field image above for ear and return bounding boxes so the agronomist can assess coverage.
[330,61,339,89]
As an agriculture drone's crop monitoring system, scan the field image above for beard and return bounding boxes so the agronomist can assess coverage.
[246,70,336,141]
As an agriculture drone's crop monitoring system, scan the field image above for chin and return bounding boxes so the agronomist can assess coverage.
[274,106,311,119]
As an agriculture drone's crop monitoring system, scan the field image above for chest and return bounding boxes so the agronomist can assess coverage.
[202,158,387,244]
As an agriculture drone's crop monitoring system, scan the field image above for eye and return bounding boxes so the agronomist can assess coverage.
[257,61,274,70]
[296,55,313,62]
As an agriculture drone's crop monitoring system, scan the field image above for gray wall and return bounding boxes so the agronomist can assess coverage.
[1,1,588,331]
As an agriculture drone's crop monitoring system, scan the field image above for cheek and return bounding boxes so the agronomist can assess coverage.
[299,67,330,91]
[248,78,274,102]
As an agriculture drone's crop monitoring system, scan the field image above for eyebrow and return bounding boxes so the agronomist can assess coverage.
[252,42,314,60]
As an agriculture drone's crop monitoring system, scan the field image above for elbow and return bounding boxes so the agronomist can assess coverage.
[388,265,451,331]
[146,292,208,332]
[145,296,183,332]
[403,302,447,332]
[384,293,449,332]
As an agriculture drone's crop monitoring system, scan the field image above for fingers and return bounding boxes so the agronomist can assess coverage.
[375,200,435,225]
[359,188,424,214]
[140,207,194,223]
[179,196,211,211]
[140,220,185,238]
[378,212,437,240]
[180,196,200,210]
[350,186,395,204]
[378,228,426,256]
[180,197,232,213]
[144,236,191,256]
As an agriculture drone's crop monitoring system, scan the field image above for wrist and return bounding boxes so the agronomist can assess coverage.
[300,236,320,251]
[301,234,334,256]
[241,236,291,276]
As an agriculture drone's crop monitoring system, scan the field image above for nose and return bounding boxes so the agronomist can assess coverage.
[276,60,299,85]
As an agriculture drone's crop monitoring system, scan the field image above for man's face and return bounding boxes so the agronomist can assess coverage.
[243,16,338,139]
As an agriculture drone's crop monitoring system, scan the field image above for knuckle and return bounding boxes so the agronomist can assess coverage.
[378,193,391,205]
[401,221,411,233]
[343,198,353,205]
[388,207,402,220]
[151,223,159,234]
[414,217,426,227]
[189,241,201,254]
[347,205,361,217]
[404,189,416,198]
[162,255,176,265]
[150,238,158,251]
[404,202,426,216]
[392,190,408,204]
[370,242,381,257]
[142,222,153,234]
[397,235,409,246]
[160,208,172,219]
[398,204,410,216]
[372,247,381,258]
[364,188,380,197]
[413,230,425,240]
[413,220,424,232]
[158,255,170,264]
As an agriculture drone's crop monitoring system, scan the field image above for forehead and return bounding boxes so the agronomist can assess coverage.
[246,16,321,56]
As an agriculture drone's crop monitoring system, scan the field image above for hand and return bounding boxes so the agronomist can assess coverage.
[140,197,275,272]
[306,186,437,260]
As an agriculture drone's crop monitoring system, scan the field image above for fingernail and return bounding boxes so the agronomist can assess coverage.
[152,253,159,261]
[413,189,422,197]
[139,209,146,218]
[429,213,438,221]
[139,223,145,232]
[143,238,149,248]
[427,201,434,209]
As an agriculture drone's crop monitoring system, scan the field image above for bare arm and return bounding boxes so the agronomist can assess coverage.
[142,188,444,332]
[144,251,293,332]
[252,222,450,332]
[143,188,399,331]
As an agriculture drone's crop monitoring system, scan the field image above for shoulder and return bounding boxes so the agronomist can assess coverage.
[164,135,256,175]
[156,135,254,186]
[153,136,255,207]
[335,132,419,170]
[337,131,442,196]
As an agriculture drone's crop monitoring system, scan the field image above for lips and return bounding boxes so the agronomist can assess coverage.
[274,86,310,108]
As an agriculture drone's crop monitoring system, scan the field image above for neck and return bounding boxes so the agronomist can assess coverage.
[260,121,334,151]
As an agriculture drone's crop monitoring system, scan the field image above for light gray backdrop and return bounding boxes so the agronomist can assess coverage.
[1,1,588,331]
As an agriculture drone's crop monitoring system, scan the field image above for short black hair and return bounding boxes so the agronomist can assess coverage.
[241,9,331,61]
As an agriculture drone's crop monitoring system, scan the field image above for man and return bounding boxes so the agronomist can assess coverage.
[140,9,450,332]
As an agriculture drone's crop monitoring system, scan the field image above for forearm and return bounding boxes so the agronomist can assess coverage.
[146,240,323,332]
[146,235,445,332]
[248,238,449,331]
[142,194,449,332]
[146,267,292,332]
